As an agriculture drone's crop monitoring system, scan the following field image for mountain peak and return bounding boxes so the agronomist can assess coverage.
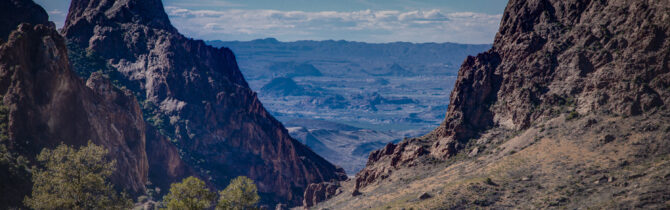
[61,0,347,206]
[253,37,280,44]
[63,0,175,46]
[69,0,172,27]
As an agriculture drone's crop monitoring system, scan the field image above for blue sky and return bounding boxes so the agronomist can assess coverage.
[35,0,508,44]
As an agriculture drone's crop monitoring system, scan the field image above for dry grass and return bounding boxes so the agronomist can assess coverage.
[312,113,670,209]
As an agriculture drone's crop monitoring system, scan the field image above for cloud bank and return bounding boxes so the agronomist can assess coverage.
[165,7,501,44]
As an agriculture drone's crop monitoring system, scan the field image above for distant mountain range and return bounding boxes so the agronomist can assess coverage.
[208,38,490,80]
[205,38,490,131]
[207,39,491,175]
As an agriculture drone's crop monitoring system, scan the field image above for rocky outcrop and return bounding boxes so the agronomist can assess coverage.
[303,181,341,208]
[0,0,150,201]
[0,0,50,41]
[354,141,427,190]
[355,0,670,190]
[62,0,346,206]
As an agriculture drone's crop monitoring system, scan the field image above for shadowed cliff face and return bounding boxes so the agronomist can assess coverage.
[0,0,50,41]
[351,0,669,192]
[0,0,151,205]
[62,0,346,206]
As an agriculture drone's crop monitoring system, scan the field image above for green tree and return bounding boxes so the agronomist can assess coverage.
[216,176,260,210]
[162,176,216,210]
[24,141,132,209]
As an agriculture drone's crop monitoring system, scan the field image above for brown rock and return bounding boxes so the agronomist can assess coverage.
[352,0,670,196]
[418,192,432,200]
[145,124,194,191]
[354,140,427,189]
[303,181,341,208]
[62,0,347,206]
[0,23,149,193]
[0,0,149,204]
[351,189,362,197]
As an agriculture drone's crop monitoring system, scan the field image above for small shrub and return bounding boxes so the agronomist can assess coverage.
[566,111,580,120]
[162,176,216,210]
[216,176,260,210]
[485,178,496,185]
[137,195,149,203]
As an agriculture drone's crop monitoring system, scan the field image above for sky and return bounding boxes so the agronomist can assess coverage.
[34,0,508,44]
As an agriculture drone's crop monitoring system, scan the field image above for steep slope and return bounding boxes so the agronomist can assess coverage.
[0,0,154,207]
[312,0,670,208]
[62,0,346,206]
[285,119,400,175]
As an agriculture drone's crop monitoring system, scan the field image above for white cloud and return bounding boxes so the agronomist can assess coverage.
[165,0,244,8]
[165,6,501,44]
[48,9,64,15]
[47,9,67,29]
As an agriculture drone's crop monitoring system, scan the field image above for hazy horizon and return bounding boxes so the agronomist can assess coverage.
[34,0,507,44]
[206,37,497,45]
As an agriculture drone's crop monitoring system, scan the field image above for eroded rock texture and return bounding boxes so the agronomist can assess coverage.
[62,0,346,205]
[0,24,149,193]
[0,0,151,206]
[354,0,670,190]
[303,181,341,208]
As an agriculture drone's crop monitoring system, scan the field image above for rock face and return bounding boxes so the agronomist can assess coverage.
[0,0,149,204]
[354,0,670,190]
[431,0,669,157]
[354,141,426,190]
[144,124,193,192]
[62,0,346,205]
[303,181,341,208]
[0,0,50,41]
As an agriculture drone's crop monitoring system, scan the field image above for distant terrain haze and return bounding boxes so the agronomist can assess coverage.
[35,0,507,43]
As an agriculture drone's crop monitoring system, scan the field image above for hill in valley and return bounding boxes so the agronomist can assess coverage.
[269,62,323,78]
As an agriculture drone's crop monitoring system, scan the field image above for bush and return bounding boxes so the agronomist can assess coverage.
[216,176,260,210]
[566,111,580,120]
[162,176,216,210]
[485,177,496,185]
[24,142,132,209]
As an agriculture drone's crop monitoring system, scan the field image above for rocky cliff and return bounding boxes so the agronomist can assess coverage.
[430,0,669,157]
[0,0,152,207]
[62,0,346,206]
[355,0,670,190]
[311,0,670,208]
